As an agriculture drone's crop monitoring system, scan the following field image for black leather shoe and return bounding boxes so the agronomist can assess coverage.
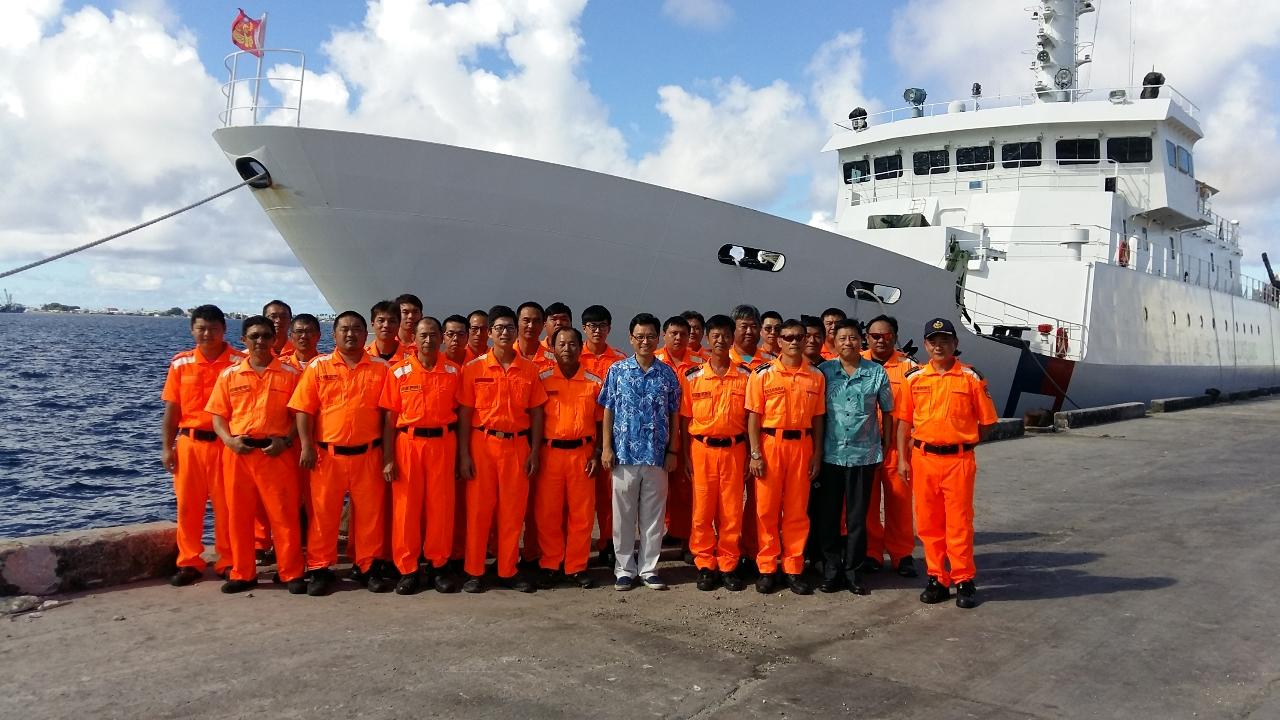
[536,568,558,590]
[819,576,843,593]
[920,576,951,604]
[501,575,536,593]
[862,557,883,573]
[723,570,746,592]
[572,572,595,589]
[220,578,258,594]
[785,573,812,595]
[696,568,720,592]
[286,577,308,595]
[169,566,202,587]
[395,573,420,595]
[433,570,459,593]
[594,542,616,569]
[847,571,869,596]
[755,572,777,594]
[348,564,369,586]
[307,568,336,596]
[955,580,978,609]
[462,575,485,593]
[366,561,396,593]
[896,557,919,578]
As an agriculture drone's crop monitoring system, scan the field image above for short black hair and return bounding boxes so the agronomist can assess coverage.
[545,301,572,320]
[291,313,320,332]
[629,312,660,335]
[663,315,690,332]
[802,315,825,335]
[443,314,468,329]
[833,318,864,337]
[190,304,226,328]
[552,326,583,345]
[416,316,441,333]
[581,304,612,325]
[761,310,782,323]
[681,310,705,326]
[821,307,847,321]
[488,304,516,324]
[704,314,734,335]
[516,301,545,320]
[334,310,367,331]
[262,299,291,316]
[731,304,760,324]
[241,315,274,338]
[467,309,488,322]
[780,318,805,334]
[866,314,898,334]
[370,300,398,321]
[395,293,423,311]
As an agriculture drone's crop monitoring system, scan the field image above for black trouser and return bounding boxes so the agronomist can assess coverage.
[808,462,878,580]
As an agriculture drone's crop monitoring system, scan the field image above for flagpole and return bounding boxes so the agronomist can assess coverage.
[250,12,268,124]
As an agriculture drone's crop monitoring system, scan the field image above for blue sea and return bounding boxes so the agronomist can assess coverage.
[0,313,321,540]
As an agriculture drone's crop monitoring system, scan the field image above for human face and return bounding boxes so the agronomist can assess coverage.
[191,318,226,353]
[760,317,781,350]
[583,319,611,349]
[553,329,582,367]
[777,327,805,361]
[372,311,399,343]
[518,307,545,342]
[822,314,843,342]
[442,320,467,357]
[867,320,897,360]
[546,312,572,339]
[733,318,759,353]
[415,319,441,358]
[706,327,732,360]
[490,317,517,351]
[687,317,704,348]
[264,303,292,338]
[630,323,660,361]
[290,321,319,356]
[243,324,275,363]
[400,303,422,337]
[924,333,958,362]
[334,316,368,354]
[835,327,862,363]
[467,314,489,351]
[804,326,824,360]
[663,324,688,356]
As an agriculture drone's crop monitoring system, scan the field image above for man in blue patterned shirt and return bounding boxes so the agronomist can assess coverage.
[812,319,893,595]
[599,313,682,591]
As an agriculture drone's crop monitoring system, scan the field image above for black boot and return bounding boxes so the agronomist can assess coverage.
[920,576,951,604]
[169,566,202,587]
[366,560,397,593]
[220,578,258,594]
[955,580,978,609]
[696,568,720,591]
[307,568,337,596]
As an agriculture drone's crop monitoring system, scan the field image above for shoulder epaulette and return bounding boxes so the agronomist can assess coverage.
[280,362,300,375]
[313,352,333,363]
[962,365,985,381]
[170,349,192,362]
[584,371,603,384]
[444,363,459,374]
[753,363,772,375]
[465,353,487,366]
[904,366,923,378]
[393,364,414,379]
[217,365,236,378]
[170,353,195,369]
[684,366,702,379]
[539,369,554,380]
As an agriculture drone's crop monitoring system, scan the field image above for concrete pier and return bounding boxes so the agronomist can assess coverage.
[2,398,1278,719]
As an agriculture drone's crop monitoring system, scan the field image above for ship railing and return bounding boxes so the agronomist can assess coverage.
[849,161,1149,208]
[833,84,1199,132]
[960,287,1086,361]
[219,49,306,128]
[1109,242,1279,307]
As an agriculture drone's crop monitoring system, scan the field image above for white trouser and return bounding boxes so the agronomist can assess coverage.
[611,464,669,579]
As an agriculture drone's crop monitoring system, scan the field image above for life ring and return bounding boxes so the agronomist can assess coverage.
[1117,240,1131,267]
[1054,327,1070,357]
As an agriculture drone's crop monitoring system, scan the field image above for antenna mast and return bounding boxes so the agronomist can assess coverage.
[1031,0,1097,103]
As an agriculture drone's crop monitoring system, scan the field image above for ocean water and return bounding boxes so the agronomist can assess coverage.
[0,313,304,540]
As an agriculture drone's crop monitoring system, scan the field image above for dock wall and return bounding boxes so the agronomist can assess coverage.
[0,522,177,596]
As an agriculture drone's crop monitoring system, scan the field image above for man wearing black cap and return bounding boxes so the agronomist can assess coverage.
[894,318,997,609]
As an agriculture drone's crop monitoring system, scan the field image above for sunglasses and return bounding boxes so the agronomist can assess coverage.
[779,334,805,343]
[868,332,892,341]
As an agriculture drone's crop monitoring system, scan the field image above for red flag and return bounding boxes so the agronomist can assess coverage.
[231,9,265,57]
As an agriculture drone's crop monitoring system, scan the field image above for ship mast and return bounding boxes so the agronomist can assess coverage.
[1031,0,1096,102]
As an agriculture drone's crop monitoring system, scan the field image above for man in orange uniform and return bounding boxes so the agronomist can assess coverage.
[380,316,462,595]
[746,318,825,595]
[367,300,409,362]
[802,316,826,367]
[264,300,295,358]
[396,293,423,349]
[457,305,547,593]
[759,311,783,357]
[819,308,847,361]
[464,309,489,363]
[729,304,773,569]
[514,301,555,565]
[290,311,395,596]
[542,302,573,352]
[896,318,997,609]
[580,304,627,569]
[655,315,703,557]
[442,314,470,367]
[683,310,707,355]
[862,314,919,578]
[161,305,244,586]
[534,326,602,589]
[680,314,750,592]
[206,315,306,595]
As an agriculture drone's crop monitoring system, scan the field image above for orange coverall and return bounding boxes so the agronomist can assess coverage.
[535,366,603,575]
[681,360,751,572]
[864,349,919,566]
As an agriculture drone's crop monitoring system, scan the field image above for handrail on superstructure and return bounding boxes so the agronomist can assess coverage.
[961,286,1086,361]
[220,49,306,128]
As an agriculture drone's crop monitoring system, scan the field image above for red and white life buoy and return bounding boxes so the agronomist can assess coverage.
[1054,327,1070,357]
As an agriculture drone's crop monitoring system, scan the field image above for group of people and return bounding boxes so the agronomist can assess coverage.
[160,294,997,608]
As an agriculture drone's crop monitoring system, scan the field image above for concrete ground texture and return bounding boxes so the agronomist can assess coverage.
[3,399,1279,719]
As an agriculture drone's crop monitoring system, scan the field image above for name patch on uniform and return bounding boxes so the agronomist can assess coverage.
[692,391,712,400]
[474,377,495,384]
[546,390,559,395]
[401,384,421,393]
[763,387,786,397]
[229,385,250,395]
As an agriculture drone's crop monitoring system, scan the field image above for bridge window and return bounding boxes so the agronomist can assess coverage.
[1056,138,1100,165]
[912,149,949,175]
[957,145,995,172]
[873,153,903,179]
[842,159,869,184]
[718,244,785,272]
[1107,136,1153,163]
[1001,141,1041,168]
[1166,140,1177,168]
[1176,146,1194,176]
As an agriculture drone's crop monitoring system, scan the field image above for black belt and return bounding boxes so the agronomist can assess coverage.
[693,434,747,448]
[913,439,976,455]
[547,437,593,449]
[478,427,530,440]
[399,422,458,438]
[178,428,218,442]
[318,438,382,456]
[240,437,276,449]
[761,428,812,440]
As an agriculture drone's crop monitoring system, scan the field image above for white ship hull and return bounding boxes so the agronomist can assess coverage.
[213,125,1280,416]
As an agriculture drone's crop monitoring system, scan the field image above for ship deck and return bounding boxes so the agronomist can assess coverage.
[4,399,1279,719]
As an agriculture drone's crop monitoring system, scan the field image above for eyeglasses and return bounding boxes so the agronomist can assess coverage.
[491,325,516,334]
[868,332,892,341]
[245,333,274,342]
[632,334,658,343]
[779,334,804,343]
[584,322,610,331]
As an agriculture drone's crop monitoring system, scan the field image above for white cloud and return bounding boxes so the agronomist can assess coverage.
[90,266,163,291]
[661,0,732,31]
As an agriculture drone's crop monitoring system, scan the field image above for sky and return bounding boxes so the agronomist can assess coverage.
[2,0,1279,315]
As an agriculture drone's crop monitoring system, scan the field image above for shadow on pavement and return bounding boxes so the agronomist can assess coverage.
[976,549,1176,601]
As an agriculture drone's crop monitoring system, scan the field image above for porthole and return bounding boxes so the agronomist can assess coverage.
[718,245,785,272]
[845,280,901,304]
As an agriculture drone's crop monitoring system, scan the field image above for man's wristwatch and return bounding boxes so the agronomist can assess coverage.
[750,450,762,460]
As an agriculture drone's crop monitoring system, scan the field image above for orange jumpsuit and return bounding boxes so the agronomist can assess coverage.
[534,366,603,575]
[458,352,548,579]
[287,352,391,574]
[730,346,776,561]
[681,360,751,572]
[380,354,461,574]
[864,349,919,565]
[656,346,705,542]
[161,345,244,574]
[204,358,304,583]
[516,343,557,560]
[897,361,997,586]
[366,340,410,363]
[746,358,825,575]
[580,344,627,552]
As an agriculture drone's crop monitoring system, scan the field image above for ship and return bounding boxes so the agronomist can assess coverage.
[0,290,26,314]
[212,0,1278,417]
